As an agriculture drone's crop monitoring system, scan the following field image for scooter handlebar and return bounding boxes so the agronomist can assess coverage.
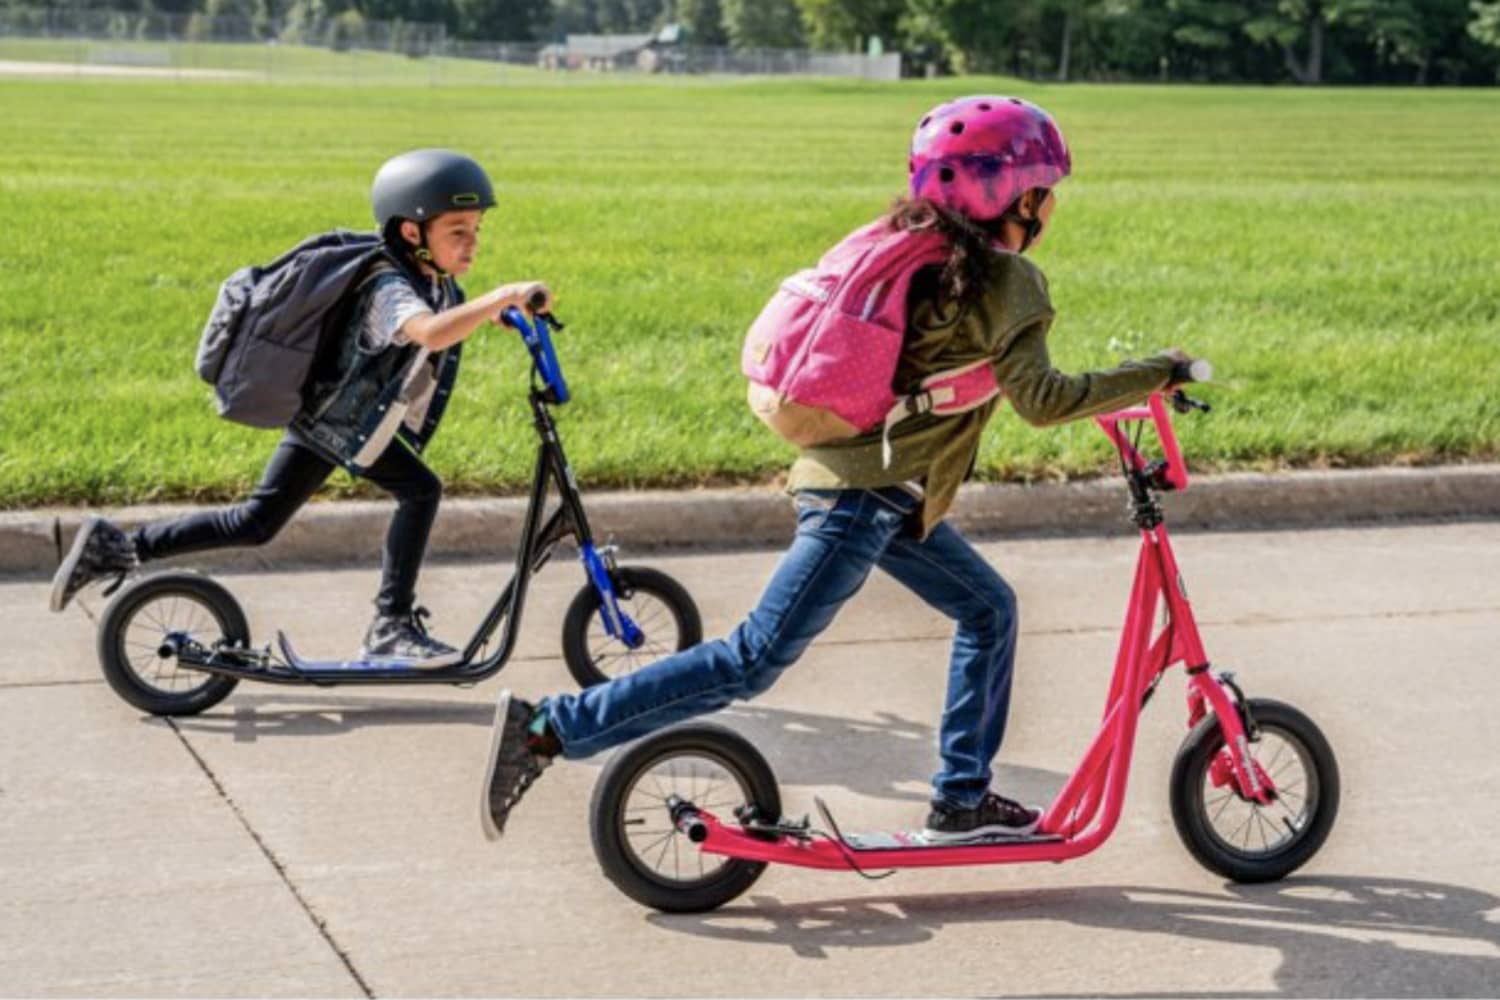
[1096,358,1212,494]
[500,306,571,404]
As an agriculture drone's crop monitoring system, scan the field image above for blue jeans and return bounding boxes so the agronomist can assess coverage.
[542,487,1020,810]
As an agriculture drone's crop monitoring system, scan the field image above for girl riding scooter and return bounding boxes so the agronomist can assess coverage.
[480,97,1196,842]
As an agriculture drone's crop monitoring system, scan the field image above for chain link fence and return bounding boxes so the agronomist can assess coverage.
[0,6,901,84]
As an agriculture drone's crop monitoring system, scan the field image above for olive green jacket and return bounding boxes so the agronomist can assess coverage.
[787,250,1176,538]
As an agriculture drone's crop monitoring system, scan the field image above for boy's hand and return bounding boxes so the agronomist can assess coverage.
[486,281,553,323]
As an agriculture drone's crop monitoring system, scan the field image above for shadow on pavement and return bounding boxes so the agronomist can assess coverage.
[724,705,1067,806]
[646,875,1500,997]
[164,698,1062,806]
[163,694,497,742]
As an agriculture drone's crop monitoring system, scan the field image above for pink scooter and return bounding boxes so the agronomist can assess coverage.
[587,374,1340,912]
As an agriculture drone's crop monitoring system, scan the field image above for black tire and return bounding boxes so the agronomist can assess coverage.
[1170,697,1339,883]
[590,724,780,913]
[97,572,245,717]
[562,566,701,688]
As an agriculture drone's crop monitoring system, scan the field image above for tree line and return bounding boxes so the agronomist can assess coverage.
[13,0,1500,82]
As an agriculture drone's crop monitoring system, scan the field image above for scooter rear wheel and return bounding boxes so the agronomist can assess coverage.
[563,566,701,688]
[98,572,245,716]
[590,723,780,913]
[1170,697,1339,883]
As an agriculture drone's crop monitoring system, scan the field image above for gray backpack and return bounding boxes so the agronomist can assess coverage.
[195,230,387,429]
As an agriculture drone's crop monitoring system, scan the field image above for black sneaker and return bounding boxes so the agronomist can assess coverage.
[49,517,138,613]
[480,690,552,841]
[923,792,1041,843]
[358,607,461,668]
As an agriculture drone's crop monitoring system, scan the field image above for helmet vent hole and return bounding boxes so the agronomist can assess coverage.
[939,167,955,183]
[949,121,965,135]
[978,103,992,111]
[908,158,916,174]
[920,116,932,127]
[1009,98,1024,105]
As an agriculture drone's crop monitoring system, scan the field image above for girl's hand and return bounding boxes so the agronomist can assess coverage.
[1162,348,1204,387]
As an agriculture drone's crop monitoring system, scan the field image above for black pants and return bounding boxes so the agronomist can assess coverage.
[133,433,441,618]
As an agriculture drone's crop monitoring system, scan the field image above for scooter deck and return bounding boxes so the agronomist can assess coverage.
[275,631,469,678]
[813,797,1063,852]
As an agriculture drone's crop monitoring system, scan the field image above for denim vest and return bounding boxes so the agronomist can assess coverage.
[290,253,464,472]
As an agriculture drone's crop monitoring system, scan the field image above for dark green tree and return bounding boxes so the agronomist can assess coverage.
[721,0,804,46]
[450,0,550,38]
[796,0,904,50]
[678,0,728,43]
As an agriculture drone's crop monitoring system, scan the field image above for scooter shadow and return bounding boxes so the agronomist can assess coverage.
[161,693,497,742]
[645,874,1500,997]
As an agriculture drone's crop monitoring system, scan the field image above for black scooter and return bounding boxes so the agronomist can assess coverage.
[94,305,701,716]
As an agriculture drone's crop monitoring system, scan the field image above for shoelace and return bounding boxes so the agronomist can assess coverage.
[409,606,434,638]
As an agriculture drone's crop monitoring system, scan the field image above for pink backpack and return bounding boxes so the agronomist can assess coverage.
[742,218,1002,466]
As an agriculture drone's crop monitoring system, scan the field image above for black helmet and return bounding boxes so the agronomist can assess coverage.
[371,149,496,229]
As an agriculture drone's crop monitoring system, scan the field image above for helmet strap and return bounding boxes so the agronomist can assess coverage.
[997,212,1041,252]
[411,220,450,278]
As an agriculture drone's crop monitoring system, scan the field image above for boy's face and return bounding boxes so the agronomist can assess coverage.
[402,209,484,276]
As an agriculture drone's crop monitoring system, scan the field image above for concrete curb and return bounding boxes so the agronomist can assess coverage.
[5,464,1498,577]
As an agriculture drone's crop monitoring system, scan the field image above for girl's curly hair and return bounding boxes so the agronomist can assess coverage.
[887,195,1004,308]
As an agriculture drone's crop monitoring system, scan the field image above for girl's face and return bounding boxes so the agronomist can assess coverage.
[1027,189,1058,246]
[402,209,484,276]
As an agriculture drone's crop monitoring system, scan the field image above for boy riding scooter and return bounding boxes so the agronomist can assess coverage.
[52,150,551,667]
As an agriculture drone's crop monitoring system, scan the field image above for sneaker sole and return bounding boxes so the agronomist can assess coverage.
[479,689,515,842]
[922,813,1042,844]
[355,650,463,670]
[49,516,101,613]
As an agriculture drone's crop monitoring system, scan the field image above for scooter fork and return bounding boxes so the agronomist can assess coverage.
[1188,670,1277,806]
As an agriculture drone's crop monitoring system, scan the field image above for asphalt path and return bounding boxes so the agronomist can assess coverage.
[3,521,1498,997]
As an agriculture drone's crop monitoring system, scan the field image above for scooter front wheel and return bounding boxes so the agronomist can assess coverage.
[590,723,780,913]
[562,566,701,688]
[97,571,245,716]
[1170,697,1339,883]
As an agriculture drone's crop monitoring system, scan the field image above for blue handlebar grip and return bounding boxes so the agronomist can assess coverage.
[503,305,570,404]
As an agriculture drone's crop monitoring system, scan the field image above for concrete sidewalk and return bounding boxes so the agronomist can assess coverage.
[5,464,1499,575]
[4,522,1500,996]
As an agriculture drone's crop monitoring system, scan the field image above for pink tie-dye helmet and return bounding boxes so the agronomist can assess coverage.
[909,96,1071,222]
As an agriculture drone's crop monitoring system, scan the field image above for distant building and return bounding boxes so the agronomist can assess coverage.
[539,25,680,71]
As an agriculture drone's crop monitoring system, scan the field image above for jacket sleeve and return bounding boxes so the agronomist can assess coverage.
[992,319,1176,427]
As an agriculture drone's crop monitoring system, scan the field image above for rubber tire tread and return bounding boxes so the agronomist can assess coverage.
[97,572,244,717]
[1170,697,1339,883]
[590,723,780,913]
[562,565,702,688]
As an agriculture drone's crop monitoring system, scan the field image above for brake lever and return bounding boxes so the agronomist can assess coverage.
[1171,389,1212,415]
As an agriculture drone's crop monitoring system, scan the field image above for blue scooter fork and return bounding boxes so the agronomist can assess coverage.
[581,542,645,649]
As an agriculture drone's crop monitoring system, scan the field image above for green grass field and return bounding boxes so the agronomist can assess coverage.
[1,76,1496,508]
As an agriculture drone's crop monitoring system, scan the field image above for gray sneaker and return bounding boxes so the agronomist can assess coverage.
[358,607,461,668]
[49,517,138,612]
[480,690,551,841]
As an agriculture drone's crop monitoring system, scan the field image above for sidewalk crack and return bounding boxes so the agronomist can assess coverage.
[166,718,376,999]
